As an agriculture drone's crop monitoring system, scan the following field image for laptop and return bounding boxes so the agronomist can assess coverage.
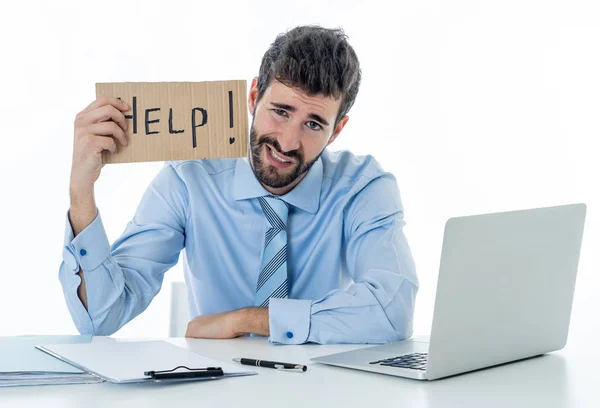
[311,203,587,380]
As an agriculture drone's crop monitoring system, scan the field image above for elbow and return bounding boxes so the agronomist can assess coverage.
[71,317,97,336]
[386,281,418,342]
[87,316,121,336]
[393,319,414,342]
[376,315,413,344]
[68,308,120,337]
[91,326,118,336]
[74,310,121,336]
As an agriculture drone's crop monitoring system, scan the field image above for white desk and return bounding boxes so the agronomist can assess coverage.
[1,336,598,408]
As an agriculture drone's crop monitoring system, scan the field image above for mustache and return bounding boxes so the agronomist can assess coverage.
[256,136,301,159]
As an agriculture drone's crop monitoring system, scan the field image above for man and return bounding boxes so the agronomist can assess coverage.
[61,25,418,344]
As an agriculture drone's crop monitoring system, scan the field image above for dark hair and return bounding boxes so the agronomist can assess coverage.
[256,25,362,128]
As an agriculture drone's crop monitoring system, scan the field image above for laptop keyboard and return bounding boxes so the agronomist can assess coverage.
[369,352,428,370]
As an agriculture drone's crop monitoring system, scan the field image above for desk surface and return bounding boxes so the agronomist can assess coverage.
[1,336,598,408]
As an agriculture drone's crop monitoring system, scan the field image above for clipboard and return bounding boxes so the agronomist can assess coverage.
[36,340,255,384]
[0,335,102,387]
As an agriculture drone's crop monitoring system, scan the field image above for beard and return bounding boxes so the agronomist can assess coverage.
[249,118,323,189]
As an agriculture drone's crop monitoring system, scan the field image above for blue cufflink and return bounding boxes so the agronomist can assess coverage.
[286,331,293,339]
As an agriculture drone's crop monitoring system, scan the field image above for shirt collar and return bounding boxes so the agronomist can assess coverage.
[233,155,323,214]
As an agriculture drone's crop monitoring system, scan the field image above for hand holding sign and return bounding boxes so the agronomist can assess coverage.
[95,81,249,163]
[68,80,249,240]
[70,96,130,189]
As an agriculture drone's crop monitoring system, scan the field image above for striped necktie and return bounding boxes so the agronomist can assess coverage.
[254,196,289,308]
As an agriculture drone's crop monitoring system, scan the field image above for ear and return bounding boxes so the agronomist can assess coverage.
[248,76,259,116]
[326,115,349,146]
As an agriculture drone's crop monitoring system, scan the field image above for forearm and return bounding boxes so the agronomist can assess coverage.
[61,212,149,334]
[68,184,97,310]
[69,183,97,236]
[308,279,417,344]
[236,307,270,336]
[61,164,186,334]
[185,307,270,339]
[266,274,418,345]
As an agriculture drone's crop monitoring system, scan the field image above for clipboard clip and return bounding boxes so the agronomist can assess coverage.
[144,365,224,380]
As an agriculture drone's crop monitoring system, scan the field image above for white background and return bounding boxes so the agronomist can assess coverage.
[0,0,598,347]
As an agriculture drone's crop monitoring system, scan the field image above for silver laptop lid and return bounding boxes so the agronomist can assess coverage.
[425,203,586,380]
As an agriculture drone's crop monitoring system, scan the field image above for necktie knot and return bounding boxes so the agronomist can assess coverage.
[258,195,289,230]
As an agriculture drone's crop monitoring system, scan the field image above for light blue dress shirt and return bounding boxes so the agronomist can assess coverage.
[59,149,418,344]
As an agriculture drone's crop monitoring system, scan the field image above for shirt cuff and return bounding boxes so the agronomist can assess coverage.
[62,210,111,272]
[268,298,312,344]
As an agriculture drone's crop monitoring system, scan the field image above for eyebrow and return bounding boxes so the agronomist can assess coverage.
[270,102,330,127]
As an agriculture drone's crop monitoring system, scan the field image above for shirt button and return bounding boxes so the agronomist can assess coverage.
[286,331,293,339]
[80,249,87,256]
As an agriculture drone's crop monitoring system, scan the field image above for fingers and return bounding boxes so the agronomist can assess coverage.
[71,97,129,187]
[79,96,129,117]
[80,121,128,147]
[76,104,128,132]
[93,135,118,154]
[79,133,117,155]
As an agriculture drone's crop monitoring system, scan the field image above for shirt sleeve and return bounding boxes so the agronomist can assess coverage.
[58,163,188,335]
[268,173,418,345]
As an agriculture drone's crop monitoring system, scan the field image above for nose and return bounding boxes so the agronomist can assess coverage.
[277,124,301,153]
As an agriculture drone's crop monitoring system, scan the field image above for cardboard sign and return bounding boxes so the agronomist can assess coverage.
[95,81,249,163]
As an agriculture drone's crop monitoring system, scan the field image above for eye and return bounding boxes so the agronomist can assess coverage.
[306,121,322,131]
[273,109,288,117]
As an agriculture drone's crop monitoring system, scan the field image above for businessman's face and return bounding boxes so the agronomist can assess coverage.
[247,79,348,195]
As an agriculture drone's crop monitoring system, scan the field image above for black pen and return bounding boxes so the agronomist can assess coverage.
[233,358,307,372]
